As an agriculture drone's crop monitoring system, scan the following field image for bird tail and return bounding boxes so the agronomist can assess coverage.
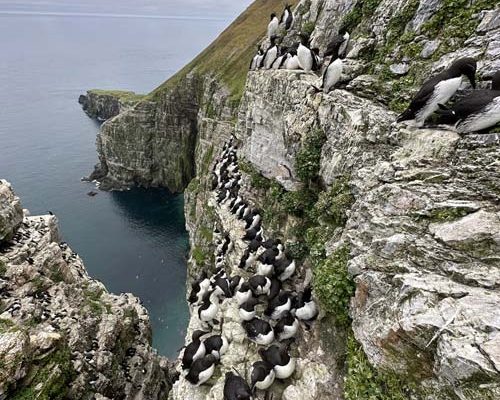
[396,107,415,123]
[435,104,458,124]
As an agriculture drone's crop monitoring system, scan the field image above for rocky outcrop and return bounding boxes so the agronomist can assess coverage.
[88,76,201,192]
[79,90,144,121]
[0,181,175,399]
[86,0,297,192]
[0,181,23,242]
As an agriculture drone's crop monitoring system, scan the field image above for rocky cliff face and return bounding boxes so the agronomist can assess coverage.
[180,1,500,399]
[82,0,500,399]
[0,180,175,400]
[79,90,144,121]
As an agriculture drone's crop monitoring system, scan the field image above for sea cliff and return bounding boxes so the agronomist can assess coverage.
[21,0,500,398]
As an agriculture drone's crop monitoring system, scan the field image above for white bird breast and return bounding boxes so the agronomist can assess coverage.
[417,76,462,125]
[297,44,313,72]
[255,369,275,390]
[274,358,296,379]
[196,363,215,386]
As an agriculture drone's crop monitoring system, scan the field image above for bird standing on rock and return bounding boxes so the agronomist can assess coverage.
[182,330,207,369]
[436,70,500,134]
[223,372,253,400]
[297,34,315,72]
[186,354,218,386]
[280,4,294,30]
[268,13,279,39]
[261,36,279,70]
[251,360,275,391]
[397,57,477,127]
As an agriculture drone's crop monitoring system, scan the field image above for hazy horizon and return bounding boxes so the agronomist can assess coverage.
[0,0,254,19]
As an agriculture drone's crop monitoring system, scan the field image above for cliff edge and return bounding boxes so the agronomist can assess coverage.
[0,180,176,400]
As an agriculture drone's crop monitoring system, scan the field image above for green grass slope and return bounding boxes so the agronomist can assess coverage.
[150,0,299,102]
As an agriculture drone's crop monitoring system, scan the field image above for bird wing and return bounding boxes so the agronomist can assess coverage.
[407,73,446,112]
[452,91,499,119]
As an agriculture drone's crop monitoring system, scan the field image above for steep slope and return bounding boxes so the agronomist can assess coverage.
[0,180,176,399]
[179,1,500,399]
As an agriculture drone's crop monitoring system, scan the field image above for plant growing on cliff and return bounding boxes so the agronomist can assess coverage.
[10,344,75,400]
[345,333,415,400]
[313,245,354,326]
[295,129,327,183]
[340,0,384,33]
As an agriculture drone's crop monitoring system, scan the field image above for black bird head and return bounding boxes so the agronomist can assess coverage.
[270,35,278,46]
[491,70,500,91]
[270,13,276,20]
[450,57,477,88]
[299,33,310,46]
[192,330,207,342]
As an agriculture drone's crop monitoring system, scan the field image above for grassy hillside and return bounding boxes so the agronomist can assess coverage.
[150,0,299,102]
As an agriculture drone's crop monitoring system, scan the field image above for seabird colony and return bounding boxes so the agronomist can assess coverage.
[250,4,500,134]
[178,3,500,398]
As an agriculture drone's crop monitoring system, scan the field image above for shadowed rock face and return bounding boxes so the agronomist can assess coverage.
[89,75,202,192]
[0,182,176,399]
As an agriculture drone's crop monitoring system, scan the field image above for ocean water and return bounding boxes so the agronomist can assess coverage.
[0,0,251,357]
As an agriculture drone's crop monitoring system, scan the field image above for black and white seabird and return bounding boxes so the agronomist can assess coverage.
[182,330,207,369]
[321,58,343,93]
[294,287,318,321]
[397,57,477,127]
[243,318,275,345]
[259,345,296,380]
[213,277,232,298]
[248,275,271,296]
[188,273,211,305]
[250,47,264,71]
[204,334,229,359]
[273,258,296,282]
[251,360,275,391]
[267,13,279,39]
[274,311,299,341]
[437,70,500,134]
[324,31,350,59]
[236,282,253,305]
[239,297,260,321]
[284,49,300,70]
[297,34,315,72]
[223,372,253,400]
[280,4,294,30]
[265,291,292,320]
[261,37,279,70]
[186,354,218,386]
[198,291,221,327]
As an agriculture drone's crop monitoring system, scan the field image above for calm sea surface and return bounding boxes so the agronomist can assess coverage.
[0,0,250,357]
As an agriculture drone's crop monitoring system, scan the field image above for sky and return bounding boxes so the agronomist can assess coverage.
[0,0,254,19]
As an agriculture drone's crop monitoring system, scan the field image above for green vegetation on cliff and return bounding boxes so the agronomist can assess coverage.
[88,89,144,103]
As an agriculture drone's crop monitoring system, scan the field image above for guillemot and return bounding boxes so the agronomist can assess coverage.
[437,70,500,134]
[397,57,477,127]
